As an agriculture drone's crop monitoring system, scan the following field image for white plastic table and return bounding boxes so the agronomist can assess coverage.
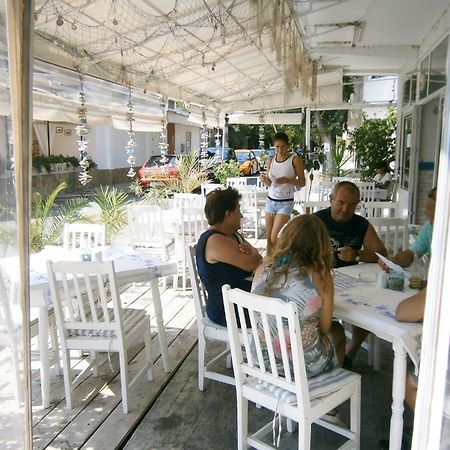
[0,245,177,408]
[334,263,422,450]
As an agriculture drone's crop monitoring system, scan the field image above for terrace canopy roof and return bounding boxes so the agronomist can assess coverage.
[23,0,449,121]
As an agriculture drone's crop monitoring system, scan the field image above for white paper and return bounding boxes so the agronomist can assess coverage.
[375,252,405,273]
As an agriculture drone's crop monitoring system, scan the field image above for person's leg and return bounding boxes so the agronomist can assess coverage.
[269,213,290,254]
[345,326,370,362]
[265,212,275,255]
[329,320,346,367]
[405,372,418,412]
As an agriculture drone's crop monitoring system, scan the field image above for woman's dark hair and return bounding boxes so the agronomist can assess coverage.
[272,131,289,145]
[375,161,390,172]
[428,186,437,200]
[204,187,241,226]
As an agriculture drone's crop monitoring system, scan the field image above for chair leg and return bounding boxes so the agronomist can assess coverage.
[49,316,61,376]
[350,380,361,449]
[90,351,98,377]
[236,397,248,450]
[119,350,129,414]
[144,319,154,381]
[297,422,311,450]
[225,342,232,368]
[61,348,73,409]
[198,334,206,391]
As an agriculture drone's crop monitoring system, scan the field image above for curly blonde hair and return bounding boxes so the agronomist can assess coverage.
[261,214,332,296]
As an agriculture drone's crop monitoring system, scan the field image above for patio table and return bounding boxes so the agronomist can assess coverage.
[0,245,177,408]
[333,263,421,450]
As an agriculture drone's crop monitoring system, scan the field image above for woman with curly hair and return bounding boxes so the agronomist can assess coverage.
[251,214,345,377]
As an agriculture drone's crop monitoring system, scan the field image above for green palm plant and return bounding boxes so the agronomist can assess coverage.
[30,182,90,252]
[93,186,129,244]
[171,149,217,193]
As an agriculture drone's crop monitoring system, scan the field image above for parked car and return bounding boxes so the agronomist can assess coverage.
[136,156,179,187]
[200,147,236,163]
[234,149,260,176]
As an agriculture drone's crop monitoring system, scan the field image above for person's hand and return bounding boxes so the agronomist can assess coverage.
[336,246,357,262]
[275,176,291,184]
[378,258,391,272]
[259,172,269,185]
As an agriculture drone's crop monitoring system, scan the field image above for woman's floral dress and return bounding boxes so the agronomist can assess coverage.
[252,266,337,378]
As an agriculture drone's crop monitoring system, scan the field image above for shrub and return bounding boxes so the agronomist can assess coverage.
[213,160,242,185]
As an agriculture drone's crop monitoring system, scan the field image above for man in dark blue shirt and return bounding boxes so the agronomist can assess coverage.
[315,181,388,367]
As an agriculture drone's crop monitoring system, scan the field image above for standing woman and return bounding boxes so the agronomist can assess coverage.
[260,132,305,255]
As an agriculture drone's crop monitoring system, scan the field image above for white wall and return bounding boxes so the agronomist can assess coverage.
[48,122,202,168]
[363,76,397,119]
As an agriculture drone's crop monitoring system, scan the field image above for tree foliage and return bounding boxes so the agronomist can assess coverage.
[350,107,396,178]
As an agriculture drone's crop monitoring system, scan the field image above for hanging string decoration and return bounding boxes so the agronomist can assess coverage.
[258,113,265,149]
[200,109,208,160]
[125,85,137,177]
[158,97,168,164]
[75,73,91,185]
[215,111,221,148]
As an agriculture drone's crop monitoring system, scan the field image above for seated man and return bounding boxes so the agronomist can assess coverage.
[379,187,436,272]
[196,187,262,326]
[314,181,388,368]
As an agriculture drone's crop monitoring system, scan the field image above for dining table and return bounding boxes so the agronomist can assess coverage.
[333,263,422,450]
[0,245,177,408]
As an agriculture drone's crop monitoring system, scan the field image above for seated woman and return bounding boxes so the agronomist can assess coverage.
[251,214,346,377]
[373,160,392,190]
[196,187,262,326]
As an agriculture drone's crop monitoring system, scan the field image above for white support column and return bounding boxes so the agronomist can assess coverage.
[305,107,311,150]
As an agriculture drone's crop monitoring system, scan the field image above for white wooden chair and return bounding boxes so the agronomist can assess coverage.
[173,192,204,209]
[332,176,356,182]
[127,204,174,260]
[46,260,154,414]
[187,245,235,390]
[222,285,361,450]
[368,217,409,256]
[359,201,400,219]
[201,183,224,197]
[302,200,329,214]
[317,181,335,201]
[175,208,207,290]
[238,185,261,238]
[226,177,248,188]
[355,181,376,202]
[63,223,106,250]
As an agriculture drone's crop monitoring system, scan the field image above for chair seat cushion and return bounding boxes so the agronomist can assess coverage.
[249,368,360,405]
[67,307,147,338]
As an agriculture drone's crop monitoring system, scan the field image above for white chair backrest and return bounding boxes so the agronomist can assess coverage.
[187,245,208,321]
[332,176,356,182]
[360,201,400,218]
[47,260,124,340]
[369,217,409,255]
[201,183,224,197]
[238,185,260,237]
[63,223,106,250]
[173,193,204,209]
[317,181,335,201]
[226,177,248,188]
[355,181,376,202]
[178,207,208,248]
[127,205,169,257]
[303,200,329,214]
[222,286,309,406]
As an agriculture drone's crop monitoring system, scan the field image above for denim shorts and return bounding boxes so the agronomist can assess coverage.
[265,198,294,216]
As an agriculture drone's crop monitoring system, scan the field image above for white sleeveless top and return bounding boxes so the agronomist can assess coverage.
[268,153,296,201]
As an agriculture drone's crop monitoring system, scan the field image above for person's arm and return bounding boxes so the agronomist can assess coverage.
[396,288,426,322]
[275,155,306,188]
[311,270,334,334]
[378,249,415,271]
[205,233,262,272]
[259,159,272,187]
[336,224,387,263]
